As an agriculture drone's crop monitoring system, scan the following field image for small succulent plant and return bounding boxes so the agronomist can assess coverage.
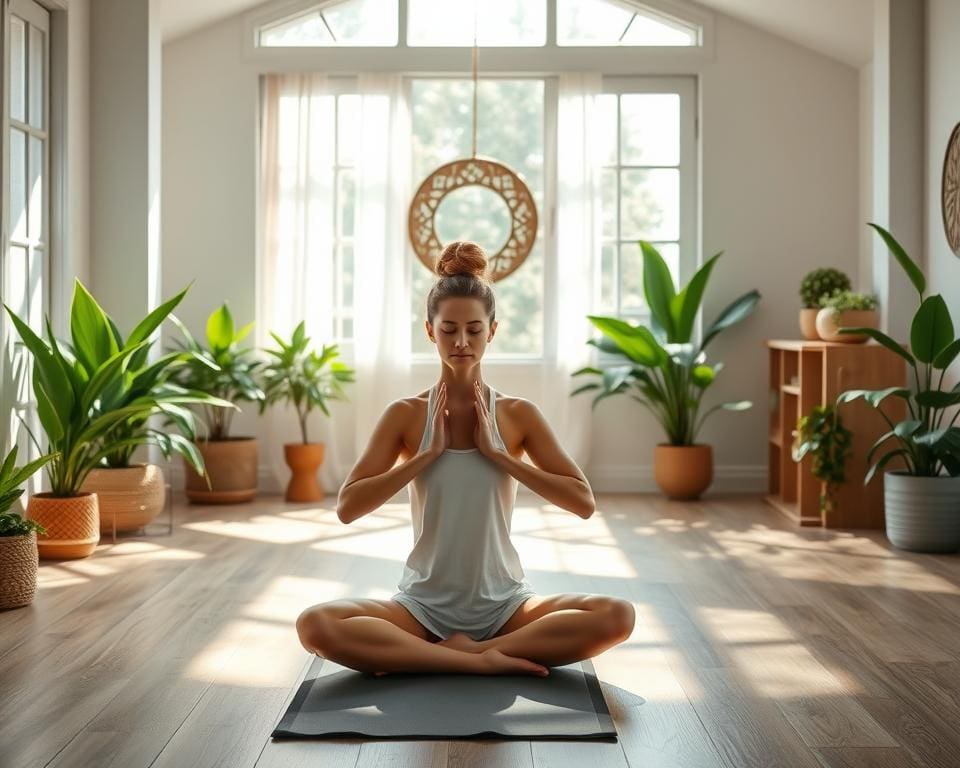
[800,268,851,309]
[819,290,878,312]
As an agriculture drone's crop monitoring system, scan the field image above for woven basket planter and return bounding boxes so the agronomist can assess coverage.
[26,492,100,560]
[184,438,258,504]
[0,531,39,610]
[81,464,165,533]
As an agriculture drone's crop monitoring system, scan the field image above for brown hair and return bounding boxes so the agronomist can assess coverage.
[426,241,496,325]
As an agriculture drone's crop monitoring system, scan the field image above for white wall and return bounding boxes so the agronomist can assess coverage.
[927,0,960,388]
[162,9,860,494]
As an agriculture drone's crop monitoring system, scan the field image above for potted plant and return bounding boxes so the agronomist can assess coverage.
[799,267,850,340]
[170,304,265,504]
[259,321,356,502]
[4,282,172,559]
[815,290,879,343]
[793,404,853,520]
[572,241,761,500]
[77,285,232,533]
[837,222,960,552]
[0,446,55,609]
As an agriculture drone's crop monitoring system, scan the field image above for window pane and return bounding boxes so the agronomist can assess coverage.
[337,95,359,166]
[558,0,699,46]
[337,170,354,236]
[621,94,679,165]
[408,0,545,46]
[620,242,643,310]
[600,242,616,309]
[29,248,44,331]
[597,94,617,166]
[5,245,28,322]
[10,130,27,241]
[620,168,679,240]
[29,136,44,241]
[259,0,397,46]
[29,26,45,129]
[11,18,25,123]
[601,169,617,239]
[622,13,698,46]
[411,79,544,356]
[340,243,354,309]
[435,185,512,251]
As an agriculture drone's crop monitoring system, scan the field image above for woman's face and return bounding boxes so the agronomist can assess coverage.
[426,297,496,364]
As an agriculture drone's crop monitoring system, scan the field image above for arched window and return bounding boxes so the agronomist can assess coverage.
[254,0,705,363]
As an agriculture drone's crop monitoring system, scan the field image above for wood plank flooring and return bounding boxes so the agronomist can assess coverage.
[3,492,960,767]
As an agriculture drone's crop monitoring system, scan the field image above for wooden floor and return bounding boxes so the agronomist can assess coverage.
[3,492,960,768]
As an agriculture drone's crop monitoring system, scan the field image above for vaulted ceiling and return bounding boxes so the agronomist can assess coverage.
[159,0,874,67]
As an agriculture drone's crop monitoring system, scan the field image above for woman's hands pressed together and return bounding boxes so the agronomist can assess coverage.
[427,382,451,459]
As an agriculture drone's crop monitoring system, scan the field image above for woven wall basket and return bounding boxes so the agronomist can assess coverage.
[0,531,39,610]
[27,493,99,560]
[81,464,165,533]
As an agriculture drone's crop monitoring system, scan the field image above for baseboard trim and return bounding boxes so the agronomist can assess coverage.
[587,464,767,494]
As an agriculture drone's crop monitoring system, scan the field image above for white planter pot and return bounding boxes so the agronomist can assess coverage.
[884,471,960,553]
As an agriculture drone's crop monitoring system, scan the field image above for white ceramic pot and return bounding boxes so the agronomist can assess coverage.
[815,308,878,343]
[884,471,960,552]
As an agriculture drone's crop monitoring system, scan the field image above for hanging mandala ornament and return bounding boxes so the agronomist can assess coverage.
[942,121,960,258]
[407,36,538,282]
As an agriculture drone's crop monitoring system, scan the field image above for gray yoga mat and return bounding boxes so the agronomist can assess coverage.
[272,655,617,741]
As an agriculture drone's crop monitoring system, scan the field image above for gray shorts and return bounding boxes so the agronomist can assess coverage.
[391,587,538,641]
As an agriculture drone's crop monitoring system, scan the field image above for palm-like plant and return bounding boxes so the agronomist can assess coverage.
[4,281,229,494]
[572,241,761,445]
[837,223,960,480]
[169,303,265,441]
[259,321,355,444]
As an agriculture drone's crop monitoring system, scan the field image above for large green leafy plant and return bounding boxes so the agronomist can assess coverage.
[0,446,54,536]
[837,223,960,480]
[572,242,761,445]
[3,281,221,496]
[259,321,356,444]
[7,280,230,496]
[170,304,265,441]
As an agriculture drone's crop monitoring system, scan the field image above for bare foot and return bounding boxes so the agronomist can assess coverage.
[478,648,549,677]
[436,631,485,653]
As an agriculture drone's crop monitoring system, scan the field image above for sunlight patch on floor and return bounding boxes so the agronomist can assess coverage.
[182,515,343,544]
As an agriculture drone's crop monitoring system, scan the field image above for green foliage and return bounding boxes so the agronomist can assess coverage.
[169,304,265,441]
[800,268,851,309]
[0,445,54,536]
[794,405,853,517]
[572,241,760,445]
[259,321,356,443]
[836,223,960,479]
[4,281,229,495]
[819,290,879,312]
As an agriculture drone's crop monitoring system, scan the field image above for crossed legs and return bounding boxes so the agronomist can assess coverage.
[296,593,635,676]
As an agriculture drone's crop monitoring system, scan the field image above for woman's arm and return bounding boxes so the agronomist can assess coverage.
[337,401,437,524]
[491,400,595,519]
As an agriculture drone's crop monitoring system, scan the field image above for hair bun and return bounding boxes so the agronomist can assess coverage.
[436,241,489,279]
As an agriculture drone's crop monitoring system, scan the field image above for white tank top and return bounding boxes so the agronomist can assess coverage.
[395,382,533,627]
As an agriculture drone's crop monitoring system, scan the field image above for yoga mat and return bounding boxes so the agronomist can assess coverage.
[272,655,617,741]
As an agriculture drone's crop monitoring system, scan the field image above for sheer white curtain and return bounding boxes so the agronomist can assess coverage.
[259,73,412,495]
[537,73,603,470]
[259,73,348,494]
[352,74,413,459]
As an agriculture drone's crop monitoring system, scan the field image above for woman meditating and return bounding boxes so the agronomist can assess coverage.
[296,241,635,677]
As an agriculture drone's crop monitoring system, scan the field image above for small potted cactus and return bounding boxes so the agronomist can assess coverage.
[799,268,850,339]
[815,290,879,343]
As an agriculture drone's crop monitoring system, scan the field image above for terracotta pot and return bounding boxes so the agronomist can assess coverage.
[184,438,258,504]
[654,444,713,500]
[26,492,100,560]
[284,443,325,502]
[81,464,165,533]
[799,308,820,340]
[0,531,39,609]
[815,308,878,343]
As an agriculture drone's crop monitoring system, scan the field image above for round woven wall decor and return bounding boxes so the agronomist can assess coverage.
[408,156,538,282]
[942,121,960,258]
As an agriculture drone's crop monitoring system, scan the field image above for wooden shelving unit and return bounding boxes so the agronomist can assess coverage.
[766,340,907,528]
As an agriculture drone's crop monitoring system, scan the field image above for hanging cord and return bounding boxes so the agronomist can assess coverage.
[471,1,478,158]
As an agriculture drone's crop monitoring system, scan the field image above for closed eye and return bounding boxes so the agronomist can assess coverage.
[442,331,481,335]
